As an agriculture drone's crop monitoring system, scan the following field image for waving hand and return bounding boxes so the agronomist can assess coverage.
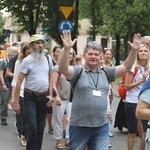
[60,30,77,50]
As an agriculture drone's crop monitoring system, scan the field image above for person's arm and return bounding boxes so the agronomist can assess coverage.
[114,33,141,78]
[125,71,146,90]
[106,84,111,113]
[0,70,8,92]
[6,68,14,78]
[107,91,112,118]
[11,61,20,88]
[6,54,18,78]
[136,99,150,120]
[47,78,53,107]
[11,61,20,104]
[51,71,61,106]
[47,70,54,107]
[12,72,25,114]
[59,30,77,80]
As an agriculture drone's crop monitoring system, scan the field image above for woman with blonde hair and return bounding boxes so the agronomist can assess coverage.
[125,44,150,150]
[6,46,19,61]
[51,48,76,149]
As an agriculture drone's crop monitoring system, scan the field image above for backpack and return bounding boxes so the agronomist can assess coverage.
[117,68,138,99]
[69,67,83,102]
[69,66,110,102]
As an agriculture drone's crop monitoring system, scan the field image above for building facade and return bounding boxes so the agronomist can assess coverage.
[3,14,112,54]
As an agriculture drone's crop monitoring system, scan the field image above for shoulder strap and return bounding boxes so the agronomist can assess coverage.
[45,54,51,72]
[45,54,50,66]
[133,67,138,78]
[69,66,83,102]
[101,67,110,82]
[72,66,83,89]
[122,67,138,83]
[131,67,138,82]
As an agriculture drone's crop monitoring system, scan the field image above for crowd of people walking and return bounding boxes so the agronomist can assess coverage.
[0,32,150,150]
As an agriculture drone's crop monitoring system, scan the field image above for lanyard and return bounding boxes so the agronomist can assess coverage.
[89,71,99,90]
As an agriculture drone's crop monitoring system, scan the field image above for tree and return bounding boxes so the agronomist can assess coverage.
[42,0,79,52]
[79,0,150,64]
[99,0,150,65]
[79,0,103,41]
[0,12,6,44]
[0,0,79,52]
[0,0,47,36]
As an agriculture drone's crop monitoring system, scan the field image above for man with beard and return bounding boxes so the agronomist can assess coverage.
[12,34,53,150]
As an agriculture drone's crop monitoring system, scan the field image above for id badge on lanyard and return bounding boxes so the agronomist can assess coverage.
[93,90,101,97]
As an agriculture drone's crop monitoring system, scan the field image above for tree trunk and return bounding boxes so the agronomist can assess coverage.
[115,34,120,65]
[72,0,79,54]
[28,28,36,36]
[91,0,96,40]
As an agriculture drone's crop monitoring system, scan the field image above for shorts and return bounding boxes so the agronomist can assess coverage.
[125,102,137,133]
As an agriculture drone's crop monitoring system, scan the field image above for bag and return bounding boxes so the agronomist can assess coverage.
[118,68,138,99]
[69,67,83,102]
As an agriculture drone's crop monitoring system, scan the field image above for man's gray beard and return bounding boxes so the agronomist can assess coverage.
[31,49,45,61]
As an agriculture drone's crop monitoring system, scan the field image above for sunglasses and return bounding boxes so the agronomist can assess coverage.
[86,42,101,48]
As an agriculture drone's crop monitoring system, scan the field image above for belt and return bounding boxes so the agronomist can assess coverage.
[24,88,48,96]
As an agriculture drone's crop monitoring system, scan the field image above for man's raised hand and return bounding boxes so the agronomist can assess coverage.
[60,30,77,50]
[128,33,141,50]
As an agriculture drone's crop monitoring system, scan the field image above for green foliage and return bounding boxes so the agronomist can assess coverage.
[79,0,103,40]
[0,0,79,51]
[0,12,5,33]
[0,0,48,35]
[100,0,150,37]
[0,12,6,43]
[79,0,150,39]
[79,0,150,64]
[0,0,149,52]
[79,0,91,19]
[42,0,79,49]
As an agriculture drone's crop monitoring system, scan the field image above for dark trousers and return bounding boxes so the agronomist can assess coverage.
[20,96,27,138]
[0,88,11,119]
[24,91,48,150]
[114,99,127,131]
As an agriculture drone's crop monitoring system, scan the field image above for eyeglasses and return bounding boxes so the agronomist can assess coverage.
[86,42,101,48]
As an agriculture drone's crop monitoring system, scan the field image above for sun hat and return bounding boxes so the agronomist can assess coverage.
[29,34,45,45]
